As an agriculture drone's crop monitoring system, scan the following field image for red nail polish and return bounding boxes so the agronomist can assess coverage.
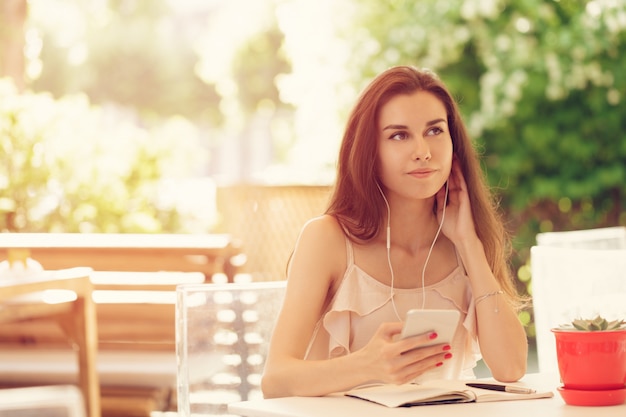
[436,362,444,367]
[429,332,438,340]
[442,345,451,351]
[444,353,453,359]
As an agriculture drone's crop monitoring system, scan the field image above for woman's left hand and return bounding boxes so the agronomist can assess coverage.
[435,157,477,244]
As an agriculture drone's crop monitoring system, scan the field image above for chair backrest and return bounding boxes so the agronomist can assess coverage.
[215,184,331,281]
[536,226,626,249]
[530,245,626,374]
[176,280,286,416]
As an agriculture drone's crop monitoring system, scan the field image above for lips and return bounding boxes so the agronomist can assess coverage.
[408,168,435,178]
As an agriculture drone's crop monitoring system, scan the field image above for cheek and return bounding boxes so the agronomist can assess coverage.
[444,153,453,176]
[376,146,392,170]
[376,158,391,184]
[376,149,400,185]
[440,142,454,171]
[431,141,454,160]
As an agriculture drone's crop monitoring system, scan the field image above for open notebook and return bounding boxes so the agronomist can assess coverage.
[345,380,554,407]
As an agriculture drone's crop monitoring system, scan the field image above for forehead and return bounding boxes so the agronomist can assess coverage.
[378,91,447,126]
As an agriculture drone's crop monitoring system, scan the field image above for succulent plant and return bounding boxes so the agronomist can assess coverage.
[561,315,626,331]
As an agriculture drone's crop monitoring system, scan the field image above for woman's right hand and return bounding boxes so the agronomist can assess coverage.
[356,322,453,385]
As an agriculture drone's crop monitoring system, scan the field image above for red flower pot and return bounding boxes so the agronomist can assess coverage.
[552,329,626,406]
[552,329,626,390]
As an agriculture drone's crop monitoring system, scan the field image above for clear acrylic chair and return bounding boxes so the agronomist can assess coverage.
[176,280,286,416]
[530,245,626,375]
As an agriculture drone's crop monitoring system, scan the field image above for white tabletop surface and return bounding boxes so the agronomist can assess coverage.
[229,373,626,417]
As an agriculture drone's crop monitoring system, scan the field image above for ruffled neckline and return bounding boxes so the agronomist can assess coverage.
[348,262,465,292]
[304,236,481,381]
[325,262,470,327]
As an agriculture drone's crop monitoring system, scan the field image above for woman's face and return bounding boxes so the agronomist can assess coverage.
[377,90,453,200]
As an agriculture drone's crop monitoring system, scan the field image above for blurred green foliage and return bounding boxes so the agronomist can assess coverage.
[0,79,208,233]
[29,0,223,126]
[342,0,626,341]
[25,0,293,181]
[345,0,626,300]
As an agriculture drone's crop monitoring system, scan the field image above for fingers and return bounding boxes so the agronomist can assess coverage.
[382,329,454,384]
[376,321,404,341]
[389,343,454,385]
[396,330,439,353]
[399,346,454,383]
[370,323,454,384]
[449,158,467,193]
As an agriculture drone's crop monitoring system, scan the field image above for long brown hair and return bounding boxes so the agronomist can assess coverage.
[326,65,524,309]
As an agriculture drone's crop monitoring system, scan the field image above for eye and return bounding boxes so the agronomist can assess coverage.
[426,126,445,136]
[389,131,409,141]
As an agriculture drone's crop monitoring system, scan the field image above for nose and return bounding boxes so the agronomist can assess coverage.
[412,136,431,161]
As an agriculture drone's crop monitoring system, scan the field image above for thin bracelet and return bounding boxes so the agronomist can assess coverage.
[475,290,504,313]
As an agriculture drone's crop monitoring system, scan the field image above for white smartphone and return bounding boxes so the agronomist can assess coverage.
[400,309,461,346]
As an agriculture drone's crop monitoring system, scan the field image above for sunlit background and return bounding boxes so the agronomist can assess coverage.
[1,0,626,341]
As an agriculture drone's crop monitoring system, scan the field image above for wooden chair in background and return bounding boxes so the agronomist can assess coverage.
[0,267,99,417]
[215,184,331,282]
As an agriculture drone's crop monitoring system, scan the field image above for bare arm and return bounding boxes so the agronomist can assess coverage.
[437,161,527,381]
[261,215,453,398]
[456,237,528,381]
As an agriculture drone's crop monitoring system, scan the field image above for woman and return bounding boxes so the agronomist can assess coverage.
[261,65,528,398]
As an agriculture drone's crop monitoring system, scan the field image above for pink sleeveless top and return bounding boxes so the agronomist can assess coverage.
[304,237,481,383]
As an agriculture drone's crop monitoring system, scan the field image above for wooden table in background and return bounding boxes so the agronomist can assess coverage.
[0,267,100,417]
[0,233,241,283]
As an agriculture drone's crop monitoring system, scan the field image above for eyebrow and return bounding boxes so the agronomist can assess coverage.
[382,118,447,131]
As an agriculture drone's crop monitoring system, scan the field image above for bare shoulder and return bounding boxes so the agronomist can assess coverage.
[291,215,347,282]
[300,214,345,247]
[299,214,344,241]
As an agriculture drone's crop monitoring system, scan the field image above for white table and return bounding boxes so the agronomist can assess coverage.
[229,373,626,417]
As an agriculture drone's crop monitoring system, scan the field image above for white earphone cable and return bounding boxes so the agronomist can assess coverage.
[377,181,449,320]
[378,185,401,320]
[420,180,448,309]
